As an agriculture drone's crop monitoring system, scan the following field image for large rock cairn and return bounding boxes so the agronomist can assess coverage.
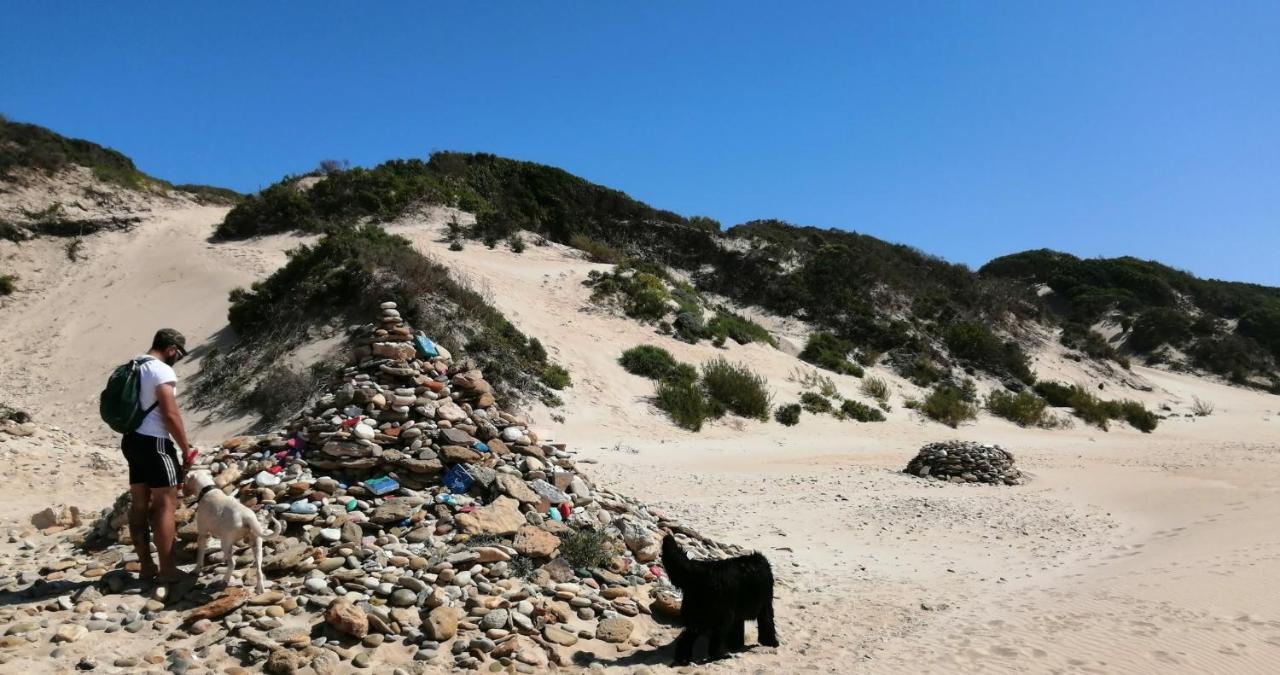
[85,301,735,671]
[903,440,1023,485]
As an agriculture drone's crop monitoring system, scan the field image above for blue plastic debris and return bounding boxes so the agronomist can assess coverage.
[472,441,490,453]
[443,464,475,493]
[363,476,400,496]
[414,335,439,359]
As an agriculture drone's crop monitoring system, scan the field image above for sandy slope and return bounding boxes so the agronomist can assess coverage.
[0,203,306,445]
[0,203,1277,673]
[384,213,1280,673]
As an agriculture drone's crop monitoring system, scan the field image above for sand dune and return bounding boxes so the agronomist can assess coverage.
[1,207,1278,672]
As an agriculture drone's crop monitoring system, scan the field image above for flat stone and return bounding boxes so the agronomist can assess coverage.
[595,617,634,643]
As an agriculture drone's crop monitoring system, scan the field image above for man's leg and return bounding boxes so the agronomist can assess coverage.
[149,486,180,580]
[129,483,157,578]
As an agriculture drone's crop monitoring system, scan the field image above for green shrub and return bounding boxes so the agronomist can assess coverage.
[860,376,890,402]
[569,233,624,264]
[666,362,699,386]
[800,332,864,376]
[0,274,16,296]
[839,399,885,422]
[774,403,801,426]
[483,233,498,249]
[541,364,571,390]
[1033,380,1075,407]
[706,310,776,347]
[985,389,1049,427]
[558,526,615,569]
[944,321,1035,385]
[619,345,678,380]
[654,378,710,431]
[1128,308,1193,352]
[1117,399,1159,432]
[508,233,525,253]
[799,392,833,414]
[701,358,772,420]
[903,356,946,387]
[448,238,464,251]
[921,382,979,428]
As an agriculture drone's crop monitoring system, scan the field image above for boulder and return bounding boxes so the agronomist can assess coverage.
[325,597,368,638]
[456,496,525,536]
[424,606,460,641]
[513,525,560,558]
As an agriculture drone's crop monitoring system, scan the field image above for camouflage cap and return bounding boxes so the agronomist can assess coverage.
[154,328,188,356]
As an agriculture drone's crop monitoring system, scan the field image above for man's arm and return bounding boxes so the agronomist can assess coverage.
[155,382,191,455]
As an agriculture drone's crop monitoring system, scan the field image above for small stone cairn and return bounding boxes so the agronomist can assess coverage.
[904,440,1023,485]
[80,301,737,671]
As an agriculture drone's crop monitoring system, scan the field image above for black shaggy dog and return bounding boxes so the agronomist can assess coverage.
[661,534,779,665]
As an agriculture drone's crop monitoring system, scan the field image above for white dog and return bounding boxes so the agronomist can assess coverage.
[185,470,270,594]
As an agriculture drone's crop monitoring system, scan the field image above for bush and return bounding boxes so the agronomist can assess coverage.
[774,403,801,426]
[1033,380,1075,407]
[541,364,571,390]
[654,378,710,431]
[985,389,1049,427]
[0,274,16,296]
[860,376,890,402]
[666,362,699,386]
[701,357,772,420]
[246,364,329,423]
[944,321,1035,384]
[921,382,978,428]
[1191,396,1215,416]
[619,345,678,380]
[706,310,776,347]
[558,526,615,569]
[569,233,624,264]
[800,392,833,414]
[508,233,526,254]
[839,399,885,422]
[448,238,464,251]
[1032,380,1158,432]
[903,356,947,387]
[1128,308,1193,352]
[1117,400,1159,432]
[800,332,864,376]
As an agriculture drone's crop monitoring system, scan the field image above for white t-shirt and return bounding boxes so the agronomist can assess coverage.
[134,355,177,439]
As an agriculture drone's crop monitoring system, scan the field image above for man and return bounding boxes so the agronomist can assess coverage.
[120,328,196,583]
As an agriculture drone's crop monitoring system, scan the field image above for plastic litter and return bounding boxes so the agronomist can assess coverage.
[472,441,490,453]
[363,476,400,496]
[414,334,439,359]
[442,464,475,493]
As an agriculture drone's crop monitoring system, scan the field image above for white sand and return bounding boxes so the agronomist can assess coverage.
[0,203,1278,673]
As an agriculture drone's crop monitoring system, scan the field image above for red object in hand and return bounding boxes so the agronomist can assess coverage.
[184,448,198,468]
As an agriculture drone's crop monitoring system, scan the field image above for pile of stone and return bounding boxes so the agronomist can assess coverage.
[80,301,733,672]
[903,440,1023,485]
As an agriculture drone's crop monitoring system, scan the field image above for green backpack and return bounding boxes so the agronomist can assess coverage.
[100,356,159,434]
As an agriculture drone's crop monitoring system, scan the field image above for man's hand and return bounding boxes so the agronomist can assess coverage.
[183,447,198,470]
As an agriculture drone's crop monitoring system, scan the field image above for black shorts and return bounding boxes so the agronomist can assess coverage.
[121,432,183,488]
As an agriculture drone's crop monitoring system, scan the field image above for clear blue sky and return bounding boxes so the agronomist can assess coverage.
[4,3,1278,284]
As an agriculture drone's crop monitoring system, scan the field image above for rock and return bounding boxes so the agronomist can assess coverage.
[325,597,368,639]
[264,648,301,675]
[528,479,569,505]
[250,590,286,606]
[424,606,459,641]
[310,650,341,675]
[543,624,578,646]
[513,525,560,558]
[440,446,481,464]
[495,473,541,504]
[53,624,88,643]
[480,609,509,630]
[389,588,417,607]
[370,500,415,524]
[186,587,249,623]
[596,617,634,643]
[435,402,467,423]
[455,496,525,536]
[903,441,1022,485]
[617,518,660,563]
[650,590,682,619]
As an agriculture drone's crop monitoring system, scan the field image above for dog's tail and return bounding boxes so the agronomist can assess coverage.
[660,534,693,588]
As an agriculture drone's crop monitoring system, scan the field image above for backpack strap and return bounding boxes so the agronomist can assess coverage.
[134,356,160,418]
